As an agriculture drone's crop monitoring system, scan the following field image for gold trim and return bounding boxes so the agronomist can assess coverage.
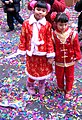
[55,28,71,44]
[56,61,75,67]
[62,56,68,58]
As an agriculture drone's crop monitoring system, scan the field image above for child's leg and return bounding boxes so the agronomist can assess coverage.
[14,12,24,24]
[65,65,74,99]
[55,65,64,91]
[7,12,14,31]
[26,78,35,95]
[65,65,74,93]
[39,80,45,94]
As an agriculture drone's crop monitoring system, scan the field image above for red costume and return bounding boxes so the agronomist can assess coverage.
[53,27,81,93]
[18,14,55,80]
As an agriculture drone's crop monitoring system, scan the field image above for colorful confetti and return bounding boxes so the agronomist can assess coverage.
[0,2,82,120]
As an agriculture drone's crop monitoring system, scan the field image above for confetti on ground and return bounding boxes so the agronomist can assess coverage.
[0,2,82,120]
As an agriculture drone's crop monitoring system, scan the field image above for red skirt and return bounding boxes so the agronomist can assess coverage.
[25,55,53,80]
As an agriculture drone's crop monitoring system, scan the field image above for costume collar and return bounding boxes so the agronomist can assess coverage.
[29,14,46,25]
[55,28,71,44]
[56,27,69,33]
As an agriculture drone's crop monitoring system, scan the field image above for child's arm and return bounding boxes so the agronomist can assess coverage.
[46,23,55,58]
[1,0,9,4]
[9,0,13,3]
[48,58,54,64]
[17,21,27,55]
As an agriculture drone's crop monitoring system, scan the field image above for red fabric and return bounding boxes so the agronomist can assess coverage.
[54,27,81,93]
[51,0,66,12]
[46,0,66,26]
[53,28,81,63]
[19,20,54,54]
[19,20,54,80]
[27,2,32,10]
[55,65,74,92]
[28,78,35,82]
[26,55,53,78]
[28,0,66,12]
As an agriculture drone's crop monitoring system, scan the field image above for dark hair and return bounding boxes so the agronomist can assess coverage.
[49,0,54,5]
[55,12,69,23]
[34,0,47,9]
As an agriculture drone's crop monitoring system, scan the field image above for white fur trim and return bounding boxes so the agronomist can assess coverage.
[17,49,26,55]
[28,15,47,56]
[29,14,46,25]
[25,68,52,80]
[47,52,55,58]
[26,50,46,56]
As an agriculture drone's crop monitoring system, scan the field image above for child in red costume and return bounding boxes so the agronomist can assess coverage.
[51,12,81,99]
[17,0,55,95]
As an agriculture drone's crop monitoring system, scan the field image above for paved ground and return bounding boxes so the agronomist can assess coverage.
[0,3,82,120]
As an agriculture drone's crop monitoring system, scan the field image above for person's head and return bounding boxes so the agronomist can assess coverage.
[30,0,51,20]
[51,12,70,32]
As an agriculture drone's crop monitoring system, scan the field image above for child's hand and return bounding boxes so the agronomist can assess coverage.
[9,0,13,3]
[75,59,81,64]
[48,58,54,64]
[5,1,10,4]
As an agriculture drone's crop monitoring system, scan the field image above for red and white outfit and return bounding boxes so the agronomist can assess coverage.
[18,14,55,81]
[53,27,81,93]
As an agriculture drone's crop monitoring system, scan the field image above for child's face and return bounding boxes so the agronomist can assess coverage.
[34,7,48,20]
[56,22,68,33]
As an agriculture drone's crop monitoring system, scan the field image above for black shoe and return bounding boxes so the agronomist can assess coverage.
[6,28,14,32]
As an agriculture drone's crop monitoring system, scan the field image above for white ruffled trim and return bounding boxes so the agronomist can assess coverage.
[47,52,55,58]
[26,50,46,56]
[25,68,52,80]
[17,49,26,55]
[17,49,55,58]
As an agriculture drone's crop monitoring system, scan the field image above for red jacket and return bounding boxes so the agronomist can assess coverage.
[53,28,81,67]
[18,15,55,58]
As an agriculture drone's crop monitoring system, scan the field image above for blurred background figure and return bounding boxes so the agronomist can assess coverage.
[1,0,24,32]
[75,0,82,41]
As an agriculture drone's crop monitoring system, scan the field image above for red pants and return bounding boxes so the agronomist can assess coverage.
[28,78,35,82]
[55,65,74,93]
